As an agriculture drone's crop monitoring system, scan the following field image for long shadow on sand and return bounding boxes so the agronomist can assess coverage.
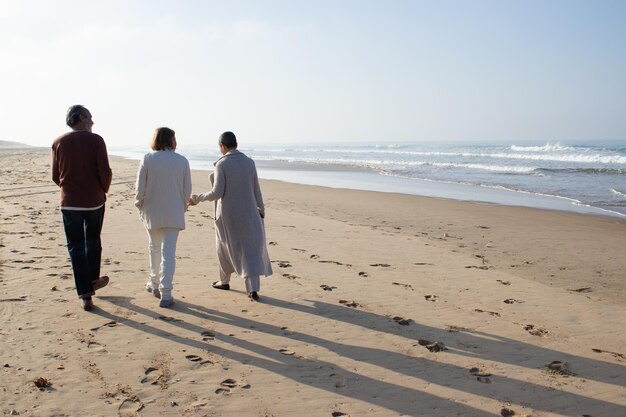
[262,296,626,388]
[98,295,625,416]
[96,296,488,416]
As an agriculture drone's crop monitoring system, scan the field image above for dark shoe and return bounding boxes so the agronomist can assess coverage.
[146,282,161,299]
[92,276,109,292]
[248,291,259,301]
[159,298,174,308]
[82,298,94,311]
[212,281,230,291]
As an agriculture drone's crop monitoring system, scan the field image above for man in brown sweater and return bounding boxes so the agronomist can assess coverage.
[52,105,113,311]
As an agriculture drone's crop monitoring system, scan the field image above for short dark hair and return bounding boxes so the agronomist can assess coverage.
[219,131,237,149]
[151,127,176,151]
[66,105,90,127]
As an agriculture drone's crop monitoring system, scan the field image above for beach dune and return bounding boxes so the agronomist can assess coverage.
[1,148,625,416]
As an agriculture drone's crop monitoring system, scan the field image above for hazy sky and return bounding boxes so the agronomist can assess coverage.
[1,0,625,147]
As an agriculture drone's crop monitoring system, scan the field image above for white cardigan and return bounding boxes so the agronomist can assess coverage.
[134,150,192,230]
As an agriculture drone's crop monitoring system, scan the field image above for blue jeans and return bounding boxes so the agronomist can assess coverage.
[61,207,105,299]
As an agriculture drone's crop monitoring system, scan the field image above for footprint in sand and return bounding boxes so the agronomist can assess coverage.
[469,367,492,383]
[370,263,390,267]
[392,282,413,290]
[339,299,361,308]
[567,287,592,293]
[220,378,238,388]
[500,408,515,417]
[416,339,447,352]
[319,260,349,266]
[291,248,306,253]
[465,265,490,270]
[118,398,143,417]
[279,348,296,356]
[503,298,524,304]
[591,348,626,361]
[276,261,292,268]
[0,297,27,303]
[392,316,412,326]
[185,355,202,362]
[358,271,368,277]
[158,316,182,322]
[200,331,215,341]
[268,241,278,246]
[140,367,165,385]
[474,309,501,317]
[320,284,337,291]
[215,388,231,395]
[329,373,346,389]
[424,294,438,302]
[524,324,549,337]
[496,280,511,285]
[282,273,301,281]
[331,412,348,417]
[280,327,295,336]
[446,325,471,332]
[310,254,320,259]
[90,321,118,331]
[545,360,575,376]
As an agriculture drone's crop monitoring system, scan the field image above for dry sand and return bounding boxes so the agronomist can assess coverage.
[1,147,625,417]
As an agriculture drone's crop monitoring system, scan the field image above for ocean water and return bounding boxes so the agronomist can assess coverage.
[110,141,626,218]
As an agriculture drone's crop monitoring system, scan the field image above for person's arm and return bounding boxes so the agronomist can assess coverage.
[183,158,192,206]
[97,138,113,193]
[252,162,265,218]
[51,144,60,186]
[190,164,225,205]
[134,156,147,208]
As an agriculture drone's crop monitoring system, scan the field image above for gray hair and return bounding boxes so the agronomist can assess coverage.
[66,105,90,127]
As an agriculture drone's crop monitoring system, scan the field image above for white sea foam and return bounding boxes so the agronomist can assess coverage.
[428,162,536,173]
[611,188,626,198]
[260,147,626,164]
[254,155,537,174]
[510,142,576,152]
[485,152,626,164]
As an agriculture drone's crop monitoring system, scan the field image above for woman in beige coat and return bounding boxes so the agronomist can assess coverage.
[189,131,272,301]
[135,127,192,308]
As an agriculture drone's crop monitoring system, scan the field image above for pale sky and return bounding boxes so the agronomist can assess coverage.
[1,0,625,148]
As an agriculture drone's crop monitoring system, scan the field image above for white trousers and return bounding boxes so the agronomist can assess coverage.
[219,269,260,293]
[147,228,179,299]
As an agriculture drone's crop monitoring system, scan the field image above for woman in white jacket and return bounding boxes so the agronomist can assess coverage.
[135,127,192,308]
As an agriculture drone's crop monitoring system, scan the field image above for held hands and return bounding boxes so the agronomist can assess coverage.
[188,194,200,206]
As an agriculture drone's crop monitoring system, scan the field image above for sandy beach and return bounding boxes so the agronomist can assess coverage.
[1,147,625,417]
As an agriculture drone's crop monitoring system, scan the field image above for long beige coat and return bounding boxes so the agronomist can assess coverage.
[192,150,272,279]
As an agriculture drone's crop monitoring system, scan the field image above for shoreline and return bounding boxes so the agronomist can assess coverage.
[109,149,626,219]
[254,159,625,219]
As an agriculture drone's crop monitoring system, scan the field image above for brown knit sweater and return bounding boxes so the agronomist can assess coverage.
[51,130,112,208]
